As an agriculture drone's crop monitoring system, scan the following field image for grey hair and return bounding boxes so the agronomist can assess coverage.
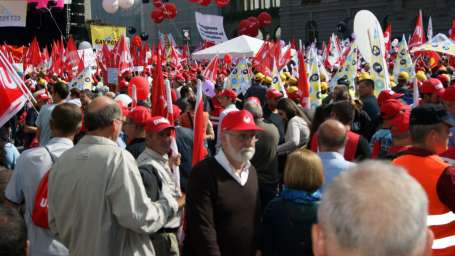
[318,160,428,256]
[84,103,121,131]
[243,101,263,120]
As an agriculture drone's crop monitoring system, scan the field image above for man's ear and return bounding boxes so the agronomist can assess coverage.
[312,224,326,256]
[422,228,434,256]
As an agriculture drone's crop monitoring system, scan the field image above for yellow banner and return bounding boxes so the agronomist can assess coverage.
[90,25,126,49]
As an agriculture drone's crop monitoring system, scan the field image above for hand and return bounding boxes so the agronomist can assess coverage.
[177,193,186,209]
[169,153,181,170]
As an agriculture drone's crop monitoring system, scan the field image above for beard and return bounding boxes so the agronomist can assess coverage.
[225,142,255,164]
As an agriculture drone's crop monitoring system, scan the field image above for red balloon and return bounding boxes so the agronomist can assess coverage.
[223,54,232,64]
[216,0,230,7]
[163,3,177,19]
[258,11,272,27]
[152,0,163,8]
[128,76,150,101]
[247,16,260,29]
[239,19,250,29]
[150,8,164,23]
[200,0,211,6]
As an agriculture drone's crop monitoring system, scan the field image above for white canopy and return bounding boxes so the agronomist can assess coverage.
[192,35,264,60]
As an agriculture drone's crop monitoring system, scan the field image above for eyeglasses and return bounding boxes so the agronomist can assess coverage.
[225,132,257,142]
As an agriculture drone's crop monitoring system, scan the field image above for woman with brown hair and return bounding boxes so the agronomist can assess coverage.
[259,148,324,256]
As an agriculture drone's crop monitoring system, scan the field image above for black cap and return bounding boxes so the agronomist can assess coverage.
[410,104,455,126]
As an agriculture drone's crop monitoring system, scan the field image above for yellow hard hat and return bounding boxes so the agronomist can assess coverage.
[357,72,372,82]
[287,86,299,94]
[38,78,47,85]
[288,77,298,85]
[280,73,287,81]
[390,80,396,87]
[320,73,327,82]
[255,72,265,81]
[284,72,291,78]
[264,76,272,84]
[416,71,427,81]
[321,82,328,91]
[398,71,409,81]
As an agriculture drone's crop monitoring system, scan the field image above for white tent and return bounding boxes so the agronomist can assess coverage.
[192,35,264,60]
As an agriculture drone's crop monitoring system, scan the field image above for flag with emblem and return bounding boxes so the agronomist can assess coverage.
[225,58,252,95]
[192,79,208,166]
[297,50,310,109]
[330,42,359,96]
[308,47,321,108]
[368,25,390,95]
[202,56,219,83]
[409,10,426,49]
[271,60,287,97]
[68,67,93,90]
[393,35,414,82]
[0,50,28,127]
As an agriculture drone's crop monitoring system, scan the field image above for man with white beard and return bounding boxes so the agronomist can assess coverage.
[184,110,262,256]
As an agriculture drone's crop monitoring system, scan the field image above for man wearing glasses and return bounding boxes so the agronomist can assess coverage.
[184,110,262,256]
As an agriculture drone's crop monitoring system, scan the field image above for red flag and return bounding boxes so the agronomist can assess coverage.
[278,46,292,70]
[24,37,41,73]
[151,45,167,116]
[297,50,310,109]
[449,19,455,41]
[65,36,83,78]
[0,50,28,127]
[202,56,219,83]
[192,80,207,166]
[383,23,392,57]
[409,10,426,49]
[116,35,133,74]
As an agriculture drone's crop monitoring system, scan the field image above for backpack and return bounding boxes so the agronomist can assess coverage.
[31,146,57,229]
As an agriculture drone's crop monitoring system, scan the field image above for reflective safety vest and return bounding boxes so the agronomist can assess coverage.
[393,154,455,256]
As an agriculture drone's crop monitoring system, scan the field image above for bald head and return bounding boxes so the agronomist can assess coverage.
[85,96,122,132]
[318,119,347,152]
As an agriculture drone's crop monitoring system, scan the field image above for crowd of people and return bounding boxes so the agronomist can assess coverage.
[0,52,455,256]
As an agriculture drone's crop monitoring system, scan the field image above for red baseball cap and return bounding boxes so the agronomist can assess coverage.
[221,110,263,132]
[421,78,445,96]
[389,110,410,136]
[219,88,237,101]
[377,89,403,107]
[266,88,283,99]
[380,99,408,120]
[442,86,455,101]
[127,106,151,126]
[145,116,175,133]
[36,93,50,101]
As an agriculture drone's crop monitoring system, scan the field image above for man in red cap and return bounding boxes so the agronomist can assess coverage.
[420,78,445,105]
[215,88,239,150]
[137,116,184,256]
[185,110,262,256]
[377,89,404,108]
[264,88,285,143]
[124,106,151,159]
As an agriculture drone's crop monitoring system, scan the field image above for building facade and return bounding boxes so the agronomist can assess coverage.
[280,0,455,44]
[89,0,220,47]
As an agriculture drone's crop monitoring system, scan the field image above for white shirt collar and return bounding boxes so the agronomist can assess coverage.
[215,149,250,186]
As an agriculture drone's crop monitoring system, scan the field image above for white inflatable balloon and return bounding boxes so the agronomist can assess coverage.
[102,0,119,14]
[119,0,134,9]
[78,41,92,50]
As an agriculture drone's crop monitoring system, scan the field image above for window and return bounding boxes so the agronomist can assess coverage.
[306,21,318,43]
[242,0,280,11]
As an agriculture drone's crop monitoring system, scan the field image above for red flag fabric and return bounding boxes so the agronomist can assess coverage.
[192,80,207,166]
[449,20,455,41]
[24,37,41,73]
[297,50,310,109]
[409,10,426,49]
[65,37,83,79]
[116,35,133,74]
[0,50,27,127]
[278,46,292,70]
[383,23,392,57]
[151,45,167,116]
[202,56,219,83]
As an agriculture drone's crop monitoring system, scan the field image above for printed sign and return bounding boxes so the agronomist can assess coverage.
[0,1,27,27]
[90,25,126,49]
[195,12,228,44]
